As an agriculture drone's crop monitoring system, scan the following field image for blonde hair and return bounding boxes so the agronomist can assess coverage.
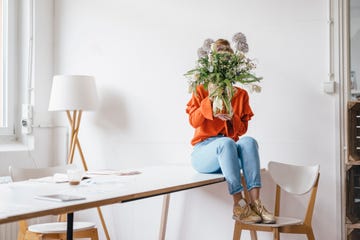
[214,39,234,53]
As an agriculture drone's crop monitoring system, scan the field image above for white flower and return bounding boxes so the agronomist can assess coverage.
[208,51,214,63]
[252,84,262,93]
[234,42,249,53]
[202,39,214,52]
[248,84,262,93]
[208,65,214,72]
[210,43,216,52]
[232,32,247,44]
[197,48,207,58]
[236,64,246,72]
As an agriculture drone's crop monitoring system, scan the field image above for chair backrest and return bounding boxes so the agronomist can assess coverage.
[268,161,320,195]
[268,161,320,223]
[9,164,77,182]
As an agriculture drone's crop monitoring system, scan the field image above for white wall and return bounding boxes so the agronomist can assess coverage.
[50,0,338,239]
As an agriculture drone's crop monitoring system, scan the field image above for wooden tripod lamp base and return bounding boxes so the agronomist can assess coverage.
[49,75,110,240]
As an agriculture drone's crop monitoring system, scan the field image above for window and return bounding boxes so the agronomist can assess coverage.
[0,0,17,136]
[0,0,3,127]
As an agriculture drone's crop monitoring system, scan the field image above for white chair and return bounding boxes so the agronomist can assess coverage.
[9,164,99,240]
[233,161,320,240]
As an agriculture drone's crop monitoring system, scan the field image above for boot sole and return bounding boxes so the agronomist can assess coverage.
[262,220,276,224]
[232,215,262,224]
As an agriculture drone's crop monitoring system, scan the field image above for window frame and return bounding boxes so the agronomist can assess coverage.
[0,0,17,137]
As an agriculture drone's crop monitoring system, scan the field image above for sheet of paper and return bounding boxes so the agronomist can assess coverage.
[35,194,86,202]
[86,170,141,176]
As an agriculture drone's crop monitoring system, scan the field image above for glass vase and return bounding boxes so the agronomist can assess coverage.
[212,95,233,119]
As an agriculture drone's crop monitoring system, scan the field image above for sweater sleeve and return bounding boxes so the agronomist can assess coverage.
[186,87,214,128]
[240,90,254,121]
[232,89,254,137]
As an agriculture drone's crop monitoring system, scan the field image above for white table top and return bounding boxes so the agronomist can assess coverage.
[0,165,224,224]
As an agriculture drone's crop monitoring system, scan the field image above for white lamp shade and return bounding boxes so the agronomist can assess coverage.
[48,75,98,111]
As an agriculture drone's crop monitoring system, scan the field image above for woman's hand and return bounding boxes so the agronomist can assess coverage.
[216,114,232,121]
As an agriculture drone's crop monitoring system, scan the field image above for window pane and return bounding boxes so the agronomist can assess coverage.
[0,0,3,127]
[0,0,14,135]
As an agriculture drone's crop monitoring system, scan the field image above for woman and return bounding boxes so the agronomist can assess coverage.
[186,39,275,224]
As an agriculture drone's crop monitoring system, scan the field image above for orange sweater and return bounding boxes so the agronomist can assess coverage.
[186,85,254,145]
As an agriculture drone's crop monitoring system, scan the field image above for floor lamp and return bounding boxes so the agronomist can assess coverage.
[48,75,110,240]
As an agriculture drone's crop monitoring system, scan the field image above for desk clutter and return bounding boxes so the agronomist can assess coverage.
[4,168,142,205]
[25,169,142,184]
[30,170,141,201]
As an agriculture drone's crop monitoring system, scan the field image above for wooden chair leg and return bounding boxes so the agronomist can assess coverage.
[306,228,315,240]
[57,213,67,222]
[250,230,258,240]
[24,231,45,240]
[70,228,99,240]
[90,228,99,240]
[233,221,242,240]
[273,228,279,240]
[17,220,28,240]
[58,233,67,240]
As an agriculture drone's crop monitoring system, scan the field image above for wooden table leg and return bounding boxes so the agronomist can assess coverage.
[159,194,170,240]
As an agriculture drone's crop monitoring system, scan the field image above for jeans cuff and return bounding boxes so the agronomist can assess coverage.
[230,186,244,195]
[247,183,262,192]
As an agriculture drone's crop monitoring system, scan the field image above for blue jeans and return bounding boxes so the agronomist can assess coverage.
[191,136,261,195]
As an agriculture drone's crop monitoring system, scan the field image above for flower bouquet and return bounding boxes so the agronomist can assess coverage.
[184,32,262,119]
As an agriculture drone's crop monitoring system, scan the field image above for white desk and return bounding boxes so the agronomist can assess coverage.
[0,165,225,239]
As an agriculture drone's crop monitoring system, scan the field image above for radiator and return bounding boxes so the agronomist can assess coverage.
[0,177,17,240]
[0,179,54,240]
[0,218,57,240]
[0,222,18,240]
